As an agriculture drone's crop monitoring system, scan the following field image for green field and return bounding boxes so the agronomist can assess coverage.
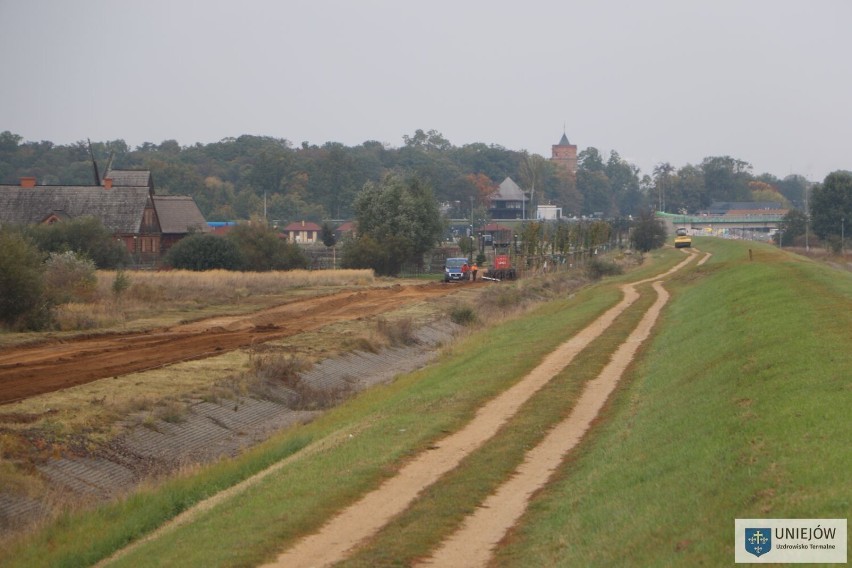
[3,239,850,567]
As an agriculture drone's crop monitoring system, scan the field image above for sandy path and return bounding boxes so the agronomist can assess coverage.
[263,251,699,568]
[422,278,672,566]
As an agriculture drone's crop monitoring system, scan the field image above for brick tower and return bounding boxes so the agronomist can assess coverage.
[551,132,577,176]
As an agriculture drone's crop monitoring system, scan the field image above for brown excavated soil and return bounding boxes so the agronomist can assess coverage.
[0,283,467,404]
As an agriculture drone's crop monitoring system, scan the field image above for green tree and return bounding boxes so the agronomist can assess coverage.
[227,221,308,271]
[402,129,451,151]
[630,210,667,252]
[577,169,614,216]
[0,230,49,329]
[164,234,245,271]
[701,156,753,203]
[340,234,411,276]
[26,217,129,268]
[810,171,852,242]
[672,164,707,212]
[776,209,808,246]
[321,222,338,248]
[775,174,809,209]
[578,147,605,172]
[346,173,444,275]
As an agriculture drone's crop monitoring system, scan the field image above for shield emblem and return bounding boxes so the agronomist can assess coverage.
[745,528,772,557]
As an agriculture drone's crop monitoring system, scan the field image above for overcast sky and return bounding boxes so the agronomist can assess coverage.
[1,0,850,181]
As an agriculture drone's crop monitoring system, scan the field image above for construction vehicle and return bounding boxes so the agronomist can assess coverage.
[484,254,517,280]
[674,227,692,248]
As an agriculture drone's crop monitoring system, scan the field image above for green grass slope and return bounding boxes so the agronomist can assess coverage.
[497,238,852,566]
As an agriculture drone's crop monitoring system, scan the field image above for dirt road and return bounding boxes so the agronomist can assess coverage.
[0,283,463,404]
[263,250,701,568]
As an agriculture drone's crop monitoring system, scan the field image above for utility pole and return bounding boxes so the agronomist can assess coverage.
[805,183,810,251]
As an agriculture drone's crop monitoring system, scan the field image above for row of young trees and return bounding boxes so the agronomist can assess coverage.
[0,130,815,225]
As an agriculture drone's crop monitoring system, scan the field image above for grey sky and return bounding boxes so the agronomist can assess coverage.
[1,0,850,181]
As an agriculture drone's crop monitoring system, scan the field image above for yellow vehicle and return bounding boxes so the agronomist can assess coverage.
[674,227,692,248]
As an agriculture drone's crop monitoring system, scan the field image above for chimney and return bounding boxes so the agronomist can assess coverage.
[103,178,113,189]
[20,177,37,188]
[301,220,305,227]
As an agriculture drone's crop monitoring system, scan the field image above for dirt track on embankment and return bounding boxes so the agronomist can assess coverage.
[0,283,466,404]
[262,249,704,568]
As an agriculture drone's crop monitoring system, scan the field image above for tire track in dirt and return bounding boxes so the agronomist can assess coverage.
[421,281,672,566]
[0,283,461,404]
[262,251,700,568]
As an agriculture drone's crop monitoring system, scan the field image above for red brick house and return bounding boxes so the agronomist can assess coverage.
[335,220,357,240]
[280,220,322,244]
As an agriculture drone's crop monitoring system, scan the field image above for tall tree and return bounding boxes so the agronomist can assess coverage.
[630,210,667,252]
[653,162,675,212]
[519,152,548,215]
[346,173,444,275]
[701,156,753,203]
[810,171,852,241]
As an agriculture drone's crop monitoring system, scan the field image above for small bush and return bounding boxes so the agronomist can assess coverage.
[250,352,311,384]
[342,335,382,354]
[586,258,623,280]
[449,304,477,326]
[154,400,188,424]
[44,251,97,304]
[112,270,131,297]
[0,230,50,330]
[164,234,244,271]
[493,287,523,309]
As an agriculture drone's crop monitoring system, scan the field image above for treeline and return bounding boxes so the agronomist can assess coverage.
[0,129,811,222]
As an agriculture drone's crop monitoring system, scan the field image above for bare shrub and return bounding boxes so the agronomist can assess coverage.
[44,251,97,304]
[250,352,311,383]
[449,304,477,326]
[342,334,382,353]
[154,399,188,424]
[244,352,350,410]
[585,258,623,280]
[376,317,417,346]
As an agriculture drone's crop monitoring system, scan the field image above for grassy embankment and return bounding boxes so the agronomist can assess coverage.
[496,238,852,566]
[6,240,849,566]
